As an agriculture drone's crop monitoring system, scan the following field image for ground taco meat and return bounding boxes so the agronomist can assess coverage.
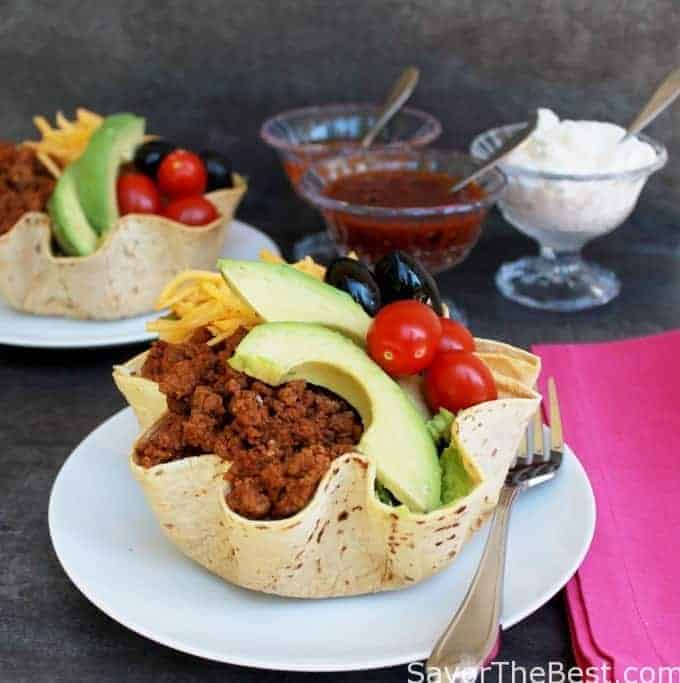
[136,328,364,520]
[0,142,55,235]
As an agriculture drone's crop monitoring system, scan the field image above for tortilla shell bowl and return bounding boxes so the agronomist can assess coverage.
[114,340,540,598]
[0,176,246,320]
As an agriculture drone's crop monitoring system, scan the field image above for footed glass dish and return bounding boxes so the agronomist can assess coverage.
[470,123,667,311]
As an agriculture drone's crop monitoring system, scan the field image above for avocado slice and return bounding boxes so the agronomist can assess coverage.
[47,166,99,256]
[75,113,145,234]
[440,442,481,506]
[230,322,441,513]
[218,259,372,344]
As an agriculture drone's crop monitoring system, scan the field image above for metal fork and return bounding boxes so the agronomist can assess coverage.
[427,378,564,682]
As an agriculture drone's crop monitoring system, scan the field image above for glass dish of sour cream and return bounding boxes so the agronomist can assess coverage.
[470,108,667,312]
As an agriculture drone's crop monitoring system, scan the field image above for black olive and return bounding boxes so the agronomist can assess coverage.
[133,139,175,178]
[374,251,444,315]
[325,258,381,316]
[200,150,234,191]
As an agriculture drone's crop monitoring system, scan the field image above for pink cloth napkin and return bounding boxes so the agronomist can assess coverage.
[532,331,680,679]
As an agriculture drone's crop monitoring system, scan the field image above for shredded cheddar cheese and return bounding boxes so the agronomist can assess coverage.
[259,249,326,280]
[146,254,326,344]
[23,108,103,175]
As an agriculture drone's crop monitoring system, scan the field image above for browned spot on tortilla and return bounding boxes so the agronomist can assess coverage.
[416,520,425,525]
[316,558,322,574]
[284,521,301,530]
[295,562,303,570]
[404,576,415,582]
[316,520,329,543]
[332,467,340,475]
[154,470,164,476]
[351,505,363,512]
[307,518,321,543]
[255,525,269,530]
[340,545,347,555]
[435,524,456,532]
[448,550,457,559]
[337,510,348,522]
[351,457,368,469]
[390,513,399,521]
[455,505,467,514]
[435,541,443,547]
[163,523,174,530]
[447,533,457,541]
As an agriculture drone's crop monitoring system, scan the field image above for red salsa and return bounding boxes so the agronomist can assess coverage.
[320,169,488,272]
[324,169,485,207]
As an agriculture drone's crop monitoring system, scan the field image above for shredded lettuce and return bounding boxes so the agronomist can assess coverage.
[426,408,454,447]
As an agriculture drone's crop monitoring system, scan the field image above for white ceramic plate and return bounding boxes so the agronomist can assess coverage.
[49,408,595,672]
[0,220,280,350]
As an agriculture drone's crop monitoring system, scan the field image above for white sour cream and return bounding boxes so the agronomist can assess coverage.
[496,109,660,248]
[506,108,657,175]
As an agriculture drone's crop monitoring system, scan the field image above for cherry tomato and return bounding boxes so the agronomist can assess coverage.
[438,318,475,353]
[157,149,207,197]
[367,300,442,377]
[117,173,161,215]
[424,351,497,413]
[133,139,175,178]
[163,195,218,226]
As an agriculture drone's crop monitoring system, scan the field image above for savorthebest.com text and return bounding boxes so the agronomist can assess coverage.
[407,661,680,683]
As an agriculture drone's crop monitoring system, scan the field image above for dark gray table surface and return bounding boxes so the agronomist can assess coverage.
[1,181,678,682]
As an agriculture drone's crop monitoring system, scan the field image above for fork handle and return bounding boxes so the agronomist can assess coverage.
[427,486,519,681]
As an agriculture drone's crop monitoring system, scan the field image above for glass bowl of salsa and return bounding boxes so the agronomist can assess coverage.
[260,104,442,191]
[298,147,506,272]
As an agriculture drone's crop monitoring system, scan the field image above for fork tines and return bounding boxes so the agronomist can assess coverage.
[508,377,564,487]
[547,377,564,456]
